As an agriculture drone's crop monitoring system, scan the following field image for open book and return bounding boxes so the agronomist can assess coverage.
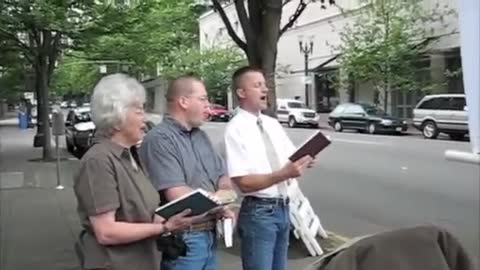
[155,189,236,219]
[289,130,331,162]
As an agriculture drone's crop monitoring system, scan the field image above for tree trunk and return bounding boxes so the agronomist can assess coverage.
[36,55,53,161]
[252,0,283,117]
[33,30,54,161]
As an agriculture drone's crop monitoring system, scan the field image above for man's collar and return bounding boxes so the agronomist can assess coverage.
[237,107,264,122]
[163,114,198,134]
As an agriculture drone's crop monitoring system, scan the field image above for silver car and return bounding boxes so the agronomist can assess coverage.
[413,94,468,140]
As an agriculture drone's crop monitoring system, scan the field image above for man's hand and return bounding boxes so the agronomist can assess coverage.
[278,155,313,180]
[212,189,237,204]
[307,157,316,168]
[217,207,237,227]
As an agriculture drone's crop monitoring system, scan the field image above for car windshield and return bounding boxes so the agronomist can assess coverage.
[76,111,91,122]
[288,102,307,109]
[363,106,387,116]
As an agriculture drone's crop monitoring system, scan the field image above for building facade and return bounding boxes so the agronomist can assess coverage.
[198,0,462,118]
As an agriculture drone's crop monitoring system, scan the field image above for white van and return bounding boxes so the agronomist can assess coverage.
[277,98,319,128]
[413,94,468,140]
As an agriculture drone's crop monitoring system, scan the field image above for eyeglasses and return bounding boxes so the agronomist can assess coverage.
[185,95,209,103]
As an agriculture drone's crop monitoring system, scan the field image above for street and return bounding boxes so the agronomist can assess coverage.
[202,121,480,263]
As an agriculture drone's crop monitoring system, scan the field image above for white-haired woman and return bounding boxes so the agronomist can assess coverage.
[74,74,195,270]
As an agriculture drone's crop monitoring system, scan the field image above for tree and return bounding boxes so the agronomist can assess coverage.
[0,49,27,101]
[81,0,200,77]
[211,0,336,113]
[0,1,142,160]
[336,0,456,112]
[160,46,246,103]
[50,0,203,103]
[50,56,99,99]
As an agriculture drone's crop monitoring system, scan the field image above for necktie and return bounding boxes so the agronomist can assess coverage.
[257,117,288,198]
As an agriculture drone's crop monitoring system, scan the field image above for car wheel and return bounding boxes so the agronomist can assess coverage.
[422,120,439,139]
[367,123,376,134]
[448,133,465,141]
[66,136,74,153]
[288,116,297,128]
[334,121,343,132]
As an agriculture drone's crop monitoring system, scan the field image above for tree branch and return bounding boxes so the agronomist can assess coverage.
[234,0,254,45]
[0,29,34,62]
[279,0,307,37]
[211,0,247,52]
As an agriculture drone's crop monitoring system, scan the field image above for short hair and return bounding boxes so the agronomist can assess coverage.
[91,73,146,136]
[231,66,264,90]
[165,75,203,103]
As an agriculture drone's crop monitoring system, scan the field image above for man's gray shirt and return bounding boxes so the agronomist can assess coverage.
[139,115,226,193]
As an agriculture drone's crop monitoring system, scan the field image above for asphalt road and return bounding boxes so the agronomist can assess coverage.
[202,121,480,264]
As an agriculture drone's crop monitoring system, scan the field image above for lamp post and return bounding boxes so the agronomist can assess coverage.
[298,35,314,107]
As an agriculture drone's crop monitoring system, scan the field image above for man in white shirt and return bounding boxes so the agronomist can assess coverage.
[224,66,314,270]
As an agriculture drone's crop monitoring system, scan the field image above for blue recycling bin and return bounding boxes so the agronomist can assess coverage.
[18,112,28,129]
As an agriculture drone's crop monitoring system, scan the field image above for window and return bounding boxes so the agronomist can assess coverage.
[332,104,347,114]
[75,112,92,123]
[418,97,449,110]
[449,97,466,111]
[287,102,307,109]
[344,105,365,114]
[363,105,387,116]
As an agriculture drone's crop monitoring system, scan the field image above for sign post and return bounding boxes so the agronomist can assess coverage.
[51,109,65,190]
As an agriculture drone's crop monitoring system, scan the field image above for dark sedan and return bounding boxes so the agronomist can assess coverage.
[328,103,408,134]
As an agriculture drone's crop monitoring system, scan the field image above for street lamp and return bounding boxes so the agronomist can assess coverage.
[298,35,314,107]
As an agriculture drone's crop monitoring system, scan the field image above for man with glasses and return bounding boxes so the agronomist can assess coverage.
[139,75,235,270]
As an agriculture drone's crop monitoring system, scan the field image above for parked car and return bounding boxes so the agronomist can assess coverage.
[65,106,156,158]
[277,98,319,128]
[413,94,468,140]
[328,103,408,134]
[65,107,95,155]
[208,104,230,122]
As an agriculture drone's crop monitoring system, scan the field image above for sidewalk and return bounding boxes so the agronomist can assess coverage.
[0,120,343,270]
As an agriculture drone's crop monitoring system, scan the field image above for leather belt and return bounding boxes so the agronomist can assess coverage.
[244,196,290,206]
[186,220,216,232]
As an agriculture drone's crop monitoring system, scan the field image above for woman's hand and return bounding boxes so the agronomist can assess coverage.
[153,214,166,224]
[162,209,200,233]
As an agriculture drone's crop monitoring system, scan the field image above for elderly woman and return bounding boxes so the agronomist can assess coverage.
[74,74,195,270]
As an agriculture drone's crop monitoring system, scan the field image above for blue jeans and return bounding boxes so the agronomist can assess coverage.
[238,197,290,270]
[161,231,217,270]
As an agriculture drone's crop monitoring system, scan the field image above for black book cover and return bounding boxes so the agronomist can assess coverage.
[155,189,221,219]
[289,131,331,162]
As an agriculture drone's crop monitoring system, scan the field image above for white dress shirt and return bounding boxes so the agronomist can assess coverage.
[224,108,296,198]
